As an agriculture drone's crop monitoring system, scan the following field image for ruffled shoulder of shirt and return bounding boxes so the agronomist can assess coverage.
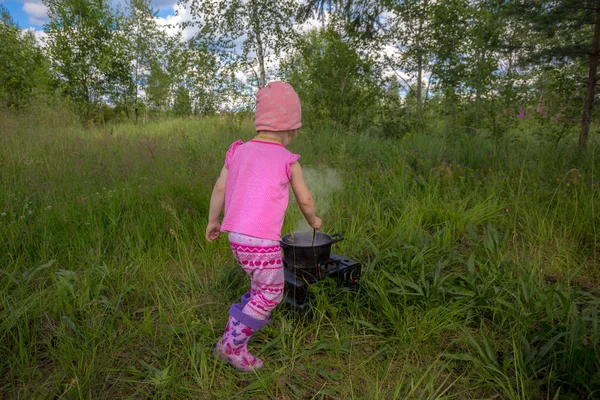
[225,140,244,169]
[286,152,301,181]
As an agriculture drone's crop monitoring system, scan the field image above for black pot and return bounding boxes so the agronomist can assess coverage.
[280,232,344,269]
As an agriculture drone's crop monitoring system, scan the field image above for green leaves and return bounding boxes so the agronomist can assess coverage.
[281,28,380,129]
[43,0,131,119]
[0,5,52,108]
[185,0,298,88]
[20,259,56,283]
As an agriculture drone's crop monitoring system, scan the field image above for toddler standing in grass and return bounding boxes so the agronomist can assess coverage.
[205,81,321,372]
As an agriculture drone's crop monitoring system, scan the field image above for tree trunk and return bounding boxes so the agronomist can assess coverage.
[256,30,266,88]
[416,53,422,128]
[424,73,432,102]
[580,6,600,149]
[251,0,266,88]
[474,50,484,128]
[415,0,427,131]
[135,60,139,124]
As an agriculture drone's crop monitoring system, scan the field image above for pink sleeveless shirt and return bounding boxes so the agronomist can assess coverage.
[220,140,300,240]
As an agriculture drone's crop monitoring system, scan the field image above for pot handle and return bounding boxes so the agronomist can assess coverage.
[330,233,344,244]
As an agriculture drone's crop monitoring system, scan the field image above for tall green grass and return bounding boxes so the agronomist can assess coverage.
[1,107,599,399]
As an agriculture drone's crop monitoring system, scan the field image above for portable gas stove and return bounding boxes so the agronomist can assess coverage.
[283,254,362,310]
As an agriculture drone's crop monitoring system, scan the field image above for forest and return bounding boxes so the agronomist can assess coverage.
[1,0,599,146]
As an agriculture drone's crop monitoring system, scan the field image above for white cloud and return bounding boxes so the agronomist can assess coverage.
[22,0,48,25]
[18,0,179,27]
[23,26,47,46]
[235,71,248,85]
[296,14,328,34]
[155,3,197,41]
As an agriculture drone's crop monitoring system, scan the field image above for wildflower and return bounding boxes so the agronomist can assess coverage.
[1,212,5,217]
[46,206,52,210]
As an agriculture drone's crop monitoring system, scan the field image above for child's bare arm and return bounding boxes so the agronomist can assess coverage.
[206,166,228,241]
[290,162,321,229]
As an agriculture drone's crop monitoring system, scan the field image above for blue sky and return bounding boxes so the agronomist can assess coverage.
[2,1,37,27]
[0,0,178,29]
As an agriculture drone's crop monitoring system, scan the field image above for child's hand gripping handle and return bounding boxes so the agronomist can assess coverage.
[310,216,322,230]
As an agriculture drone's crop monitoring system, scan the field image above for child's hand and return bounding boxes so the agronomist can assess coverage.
[310,216,322,230]
[206,221,221,242]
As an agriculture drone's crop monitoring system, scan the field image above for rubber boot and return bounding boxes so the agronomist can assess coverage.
[241,292,272,325]
[213,304,267,372]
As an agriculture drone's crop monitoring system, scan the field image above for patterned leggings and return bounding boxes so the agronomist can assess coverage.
[228,232,285,320]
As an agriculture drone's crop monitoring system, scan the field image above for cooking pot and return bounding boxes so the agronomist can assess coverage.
[280,232,344,269]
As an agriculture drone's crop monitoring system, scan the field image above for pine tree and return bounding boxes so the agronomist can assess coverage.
[509,0,600,148]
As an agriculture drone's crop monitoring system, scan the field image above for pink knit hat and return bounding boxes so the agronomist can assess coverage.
[255,81,302,132]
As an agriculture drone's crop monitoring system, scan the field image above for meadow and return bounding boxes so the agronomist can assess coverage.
[1,106,599,399]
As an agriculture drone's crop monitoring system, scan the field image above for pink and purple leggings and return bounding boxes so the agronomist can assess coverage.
[228,232,285,320]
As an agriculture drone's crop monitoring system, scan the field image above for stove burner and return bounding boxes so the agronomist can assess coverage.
[283,253,361,310]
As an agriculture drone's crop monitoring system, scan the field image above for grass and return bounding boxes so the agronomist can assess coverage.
[1,106,599,399]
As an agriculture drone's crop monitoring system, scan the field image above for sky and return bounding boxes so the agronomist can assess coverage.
[0,0,181,30]
[0,0,416,92]
[0,0,331,89]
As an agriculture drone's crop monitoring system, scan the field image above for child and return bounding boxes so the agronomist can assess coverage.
[205,81,321,372]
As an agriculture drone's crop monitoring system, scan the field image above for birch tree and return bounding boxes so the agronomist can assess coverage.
[43,0,130,118]
[185,0,298,88]
[383,0,434,130]
[124,0,163,122]
[0,5,51,108]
